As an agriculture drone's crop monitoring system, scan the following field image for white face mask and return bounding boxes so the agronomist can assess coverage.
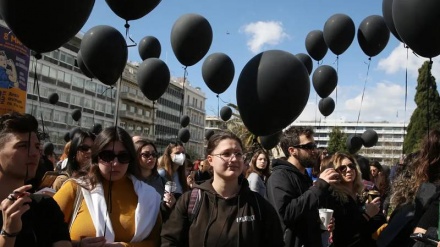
[172,153,186,166]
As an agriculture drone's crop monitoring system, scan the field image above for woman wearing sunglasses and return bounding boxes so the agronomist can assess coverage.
[161,131,283,247]
[54,127,162,247]
[52,130,95,192]
[324,152,385,247]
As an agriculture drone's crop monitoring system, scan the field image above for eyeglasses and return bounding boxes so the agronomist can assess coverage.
[140,152,158,159]
[98,150,131,163]
[336,163,357,173]
[212,152,244,162]
[78,145,92,152]
[292,143,317,150]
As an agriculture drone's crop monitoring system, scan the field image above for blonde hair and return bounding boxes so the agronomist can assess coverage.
[330,152,364,203]
[59,141,71,161]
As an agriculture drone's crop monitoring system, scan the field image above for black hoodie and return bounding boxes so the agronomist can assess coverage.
[266,159,332,247]
[161,178,284,247]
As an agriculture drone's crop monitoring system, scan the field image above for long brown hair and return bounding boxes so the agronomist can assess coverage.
[158,141,188,192]
[134,139,159,177]
[245,150,271,180]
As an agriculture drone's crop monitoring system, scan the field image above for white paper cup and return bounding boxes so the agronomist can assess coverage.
[319,208,334,230]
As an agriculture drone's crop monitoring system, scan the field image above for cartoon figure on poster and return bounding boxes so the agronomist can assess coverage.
[0,50,17,89]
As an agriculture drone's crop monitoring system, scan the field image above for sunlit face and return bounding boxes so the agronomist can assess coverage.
[370,166,379,178]
[76,137,93,168]
[294,135,318,168]
[170,146,185,160]
[0,132,41,180]
[208,138,243,181]
[98,141,130,181]
[337,158,357,184]
[255,153,268,170]
[138,144,157,171]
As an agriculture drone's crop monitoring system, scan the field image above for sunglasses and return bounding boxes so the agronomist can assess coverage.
[98,150,131,163]
[336,163,357,173]
[78,145,92,152]
[140,152,158,159]
[292,143,317,150]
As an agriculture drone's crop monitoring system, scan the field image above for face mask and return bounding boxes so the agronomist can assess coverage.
[172,153,185,166]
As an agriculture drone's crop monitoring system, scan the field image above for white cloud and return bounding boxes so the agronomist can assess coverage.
[241,21,289,54]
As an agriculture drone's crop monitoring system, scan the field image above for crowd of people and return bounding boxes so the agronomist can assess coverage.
[1,112,440,247]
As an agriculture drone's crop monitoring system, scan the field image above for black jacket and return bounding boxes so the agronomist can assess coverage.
[161,178,284,247]
[266,159,332,247]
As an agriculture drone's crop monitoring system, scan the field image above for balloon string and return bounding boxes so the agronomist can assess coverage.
[124,21,137,47]
[152,101,156,136]
[217,94,220,118]
[427,59,433,139]
[402,45,409,154]
[179,67,188,118]
[355,57,371,135]
[32,56,48,140]
[335,56,339,107]
[314,92,318,126]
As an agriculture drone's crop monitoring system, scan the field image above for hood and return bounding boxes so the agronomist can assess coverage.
[193,176,250,197]
[271,158,304,175]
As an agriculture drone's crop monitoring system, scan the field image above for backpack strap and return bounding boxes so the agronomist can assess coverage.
[187,188,201,223]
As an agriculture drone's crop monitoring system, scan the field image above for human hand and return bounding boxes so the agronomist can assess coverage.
[78,236,106,247]
[1,185,32,235]
[163,192,176,208]
[327,217,335,232]
[365,197,380,218]
[186,175,194,188]
[319,168,340,184]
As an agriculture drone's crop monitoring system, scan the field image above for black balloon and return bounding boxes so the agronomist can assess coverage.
[180,115,190,128]
[357,15,390,57]
[77,51,94,79]
[393,0,440,58]
[0,0,94,54]
[69,127,82,140]
[237,50,310,136]
[138,36,161,60]
[362,129,379,148]
[202,53,235,94]
[220,106,232,121]
[137,58,170,101]
[305,30,328,61]
[105,0,161,21]
[205,129,215,140]
[382,0,403,42]
[171,14,213,66]
[80,25,128,86]
[43,142,54,156]
[295,53,313,75]
[91,124,103,135]
[259,131,281,150]
[71,109,82,122]
[323,14,355,55]
[312,65,338,99]
[48,93,59,105]
[64,132,71,142]
[318,97,335,117]
[178,128,190,143]
[346,134,363,154]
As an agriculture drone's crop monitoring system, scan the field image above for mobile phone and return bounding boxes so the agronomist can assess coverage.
[410,233,439,246]
[38,171,59,189]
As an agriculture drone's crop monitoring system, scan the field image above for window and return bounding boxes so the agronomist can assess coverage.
[72,76,84,88]
[65,73,72,84]
[58,91,69,102]
[129,105,135,113]
[96,102,105,112]
[84,98,93,109]
[84,80,96,92]
[120,103,127,111]
[49,67,57,79]
[145,110,150,118]
[53,110,67,123]
[41,65,49,77]
[121,85,129,93]
[70,95,82,105]
[57,70,65,82]
[137,108,143,115]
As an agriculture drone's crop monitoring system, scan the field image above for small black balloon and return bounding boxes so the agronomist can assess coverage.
[205,129,215,140]
[305,30,328,61]
[137,58,170,101]
[43,142,54,156]
[178,128,190,143]
[202,52,235,94]
[295,53,313,75]
[48,93,59,105]
[71,109,82,121]
[64,132,71,142]
[312,65,338,99]
[346,134,363,154]
[220,106,232,121]
[259,131,281,150]
[138,36,161,60]
[180,115,190,127]
[318,97,335,117]
[91,123,103,135]
[361,129,378,148]
[357,15,390,57]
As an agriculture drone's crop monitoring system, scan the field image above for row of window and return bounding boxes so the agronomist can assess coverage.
[120,103,151,117]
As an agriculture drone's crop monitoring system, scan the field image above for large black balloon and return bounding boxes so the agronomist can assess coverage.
[362,129,379,148]
[318,97,335,117]
[305,30,328,61]
[80,25,128,86]
[312,65,338,99]
[220,106,232,121]
[138,36,161,60]
[77,51,94,79]
[259,131,281,150]
[323,14,355,55]
[178,128,190,143]
[137,58,170,101]
[48,93,59,105]
[202,53,235,94]
[71,109,82,122]
[0,0,94,54]
[357,15,390,57]
[105,0,161,21]
[346,134,363,154]
[237,50,310,136]
[382,0,403,42]
[180,115,190,128]
[295,53,313,75]
[91,123,103,135]
[171,14,213,66]
[393,0,440,58]
[205,129,215,140]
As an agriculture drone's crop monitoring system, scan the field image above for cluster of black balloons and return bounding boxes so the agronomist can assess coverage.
[178,115,191,143]
[346,129,379,154]
[312,65,338,117]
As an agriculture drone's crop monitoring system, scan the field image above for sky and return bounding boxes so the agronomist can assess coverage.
[81,0,440,124]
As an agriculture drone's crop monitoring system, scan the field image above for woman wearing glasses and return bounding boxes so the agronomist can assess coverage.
[54,127,162,247]
[325,152,385,247]
[52,130,95,192]
[158,141,188,199]
[161,131,284,247]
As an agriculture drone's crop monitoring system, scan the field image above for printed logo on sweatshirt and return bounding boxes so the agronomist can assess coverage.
[236,215,255,223]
